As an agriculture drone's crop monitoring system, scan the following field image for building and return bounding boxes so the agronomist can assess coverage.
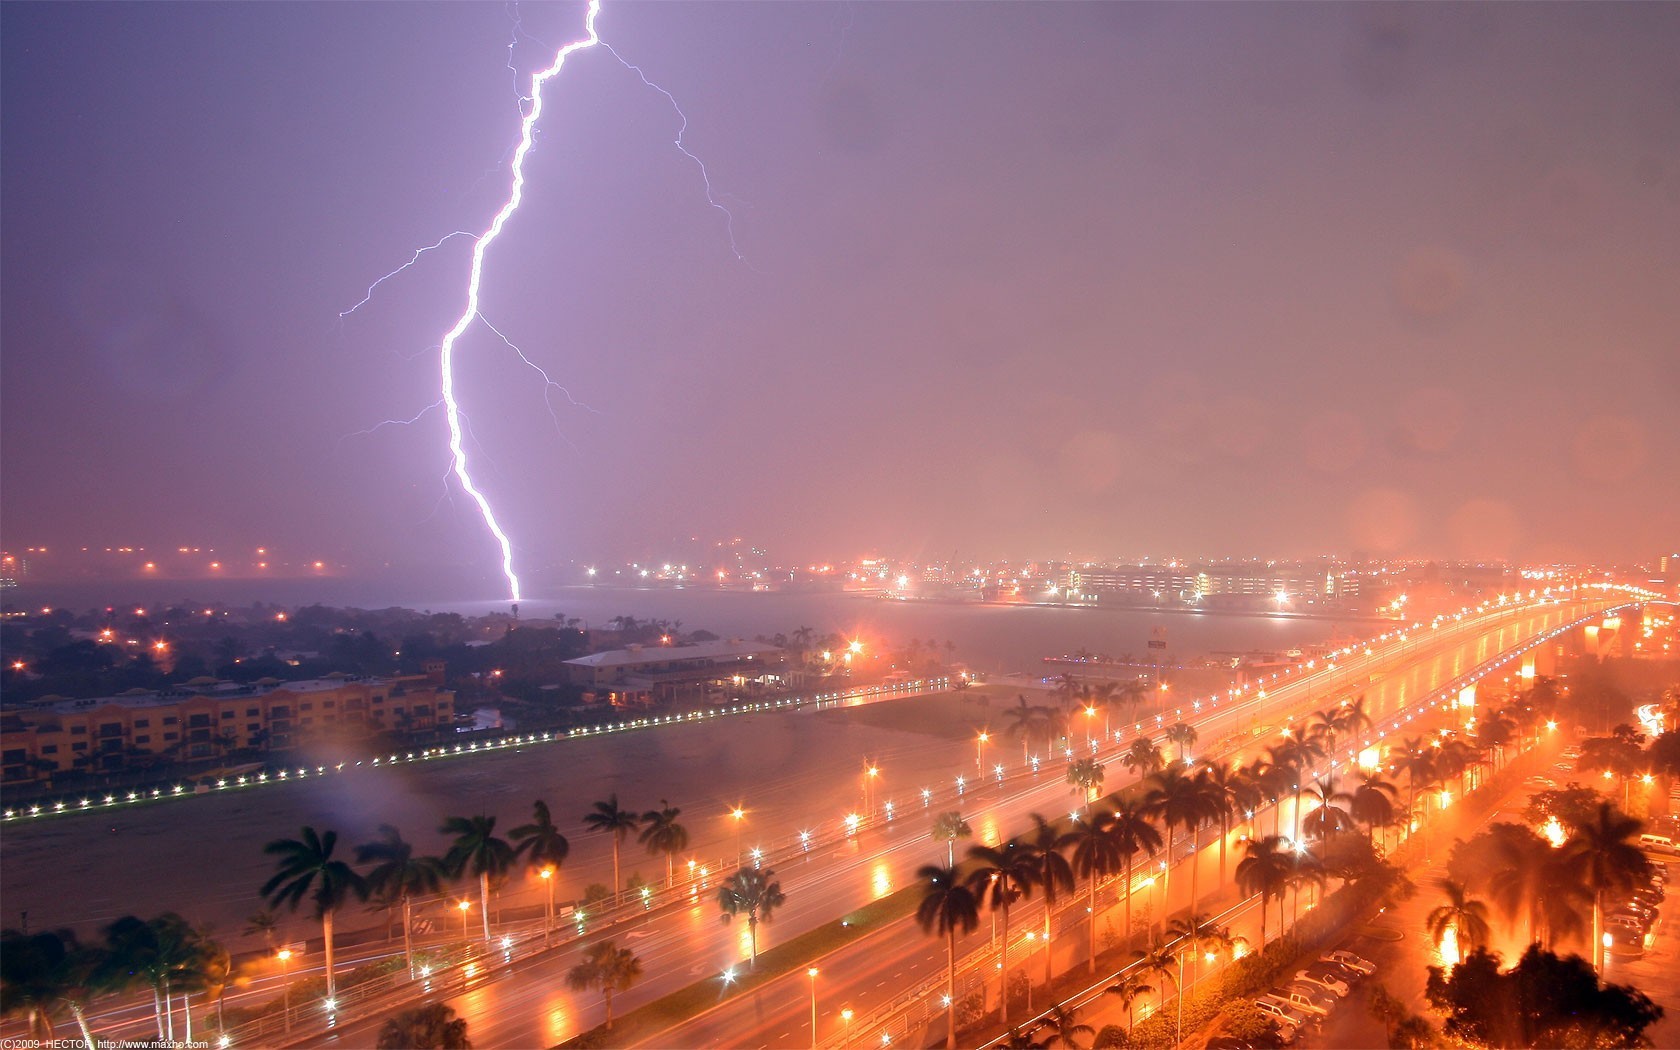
[1,672,454,785]
[563,639,794,707]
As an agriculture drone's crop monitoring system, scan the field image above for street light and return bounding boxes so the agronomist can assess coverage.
[976,731,989,778]
[457,899,471,939]
[842,1006,855,1049]
[732,806,746,863]
[276,949,293,1032]
[808,967,820,1050]
[540,867,555,943]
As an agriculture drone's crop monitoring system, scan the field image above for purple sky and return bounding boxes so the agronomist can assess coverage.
[3,2,1677,578]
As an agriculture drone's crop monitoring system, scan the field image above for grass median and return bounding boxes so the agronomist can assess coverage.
[558,884,920,1049]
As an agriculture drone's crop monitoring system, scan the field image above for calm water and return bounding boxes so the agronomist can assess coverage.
[13,579,1357,674]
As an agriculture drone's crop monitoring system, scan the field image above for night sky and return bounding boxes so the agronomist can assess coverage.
[3,2,1677,576]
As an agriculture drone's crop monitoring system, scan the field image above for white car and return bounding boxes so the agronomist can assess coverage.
[1295,967,1352,997]
[1322,950,1376,977]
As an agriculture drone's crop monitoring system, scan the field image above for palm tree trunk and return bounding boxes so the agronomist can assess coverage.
[480,871,492,943]
[1190,822,1202,915]
[1089,873,1099,973]
[1044,904,1054,990]
[184,985,193,1046]
[749,914,758,968]
[164,981,174,1043]
[1259,892,1268,946]
[1123,855,1134,951]
[605,987,614,1030]
[402,895,416,978]
[1000,900,1012,1028]
[946,926,958,1050]
[1163,826,1175,933]
[324,909,337,999]
[1219,815,1229,887]
[70,1004,97,1050]
[612,840,622,894]
[152,987,164,1039]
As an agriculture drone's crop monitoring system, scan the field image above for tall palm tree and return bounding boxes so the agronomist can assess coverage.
[1066,757,1105,807]
[0,928,105,1047]
[260,827,367,999]
[564,940,642,1030]
[717,866,785,969]
[1166,911,1229,995]
[1003,695,1040,763]
[356,825,448,979]
[967,839,1038,1028]
[102,913,215,1043]
[1287,847,1326,925]
[1299,773,1355,842]
[1121,737,1164,778]
[1425,879,1492,961]
[636,799,687,886]
[933,811,973,868]
[1198,760,1257,887]
[1393,737,1440,849]
[1141,765,1205,920]
[1164,721,1197,764]
[1348,774,1400,852]
[242,910,280,953]
[1103,970,1154,1031]
[510,800,571,938]
[1130,944,1179,1037]
[583,794,642,893]
[1563,802,1651,972]
[1070,805,1122,972]
[440,814,516,944]
[1268,733,1325,844]
[915,863,980,1050]
[1025,813,1077,990]
[1107,795,1163,949]
[1235,835,1294,946]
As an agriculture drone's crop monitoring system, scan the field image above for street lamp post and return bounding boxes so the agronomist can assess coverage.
[276,949,292,1033]
[976,732,989,779]
[540,867,555,944]
[841,1006,855,1049]
[457,900,471,940]
[807,967,820,1050]
[732,807,746,865]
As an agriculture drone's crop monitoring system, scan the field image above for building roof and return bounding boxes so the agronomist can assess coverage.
[565,639,783,670]
[25,674,433,715]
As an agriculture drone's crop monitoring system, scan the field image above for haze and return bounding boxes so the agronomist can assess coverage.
[3,2,1677,576]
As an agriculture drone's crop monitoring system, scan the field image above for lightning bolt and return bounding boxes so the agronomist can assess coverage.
[339,231,475,318]
[433,0,607,603]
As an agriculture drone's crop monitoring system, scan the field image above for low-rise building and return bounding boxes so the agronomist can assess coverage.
[1,672,453,784]
[563,640,794,707]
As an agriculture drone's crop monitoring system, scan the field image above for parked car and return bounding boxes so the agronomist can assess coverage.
[1255,997,1315,1031]
[1283,982,1338,1016]
[1322,950,1376,976]
[1295,967,1352,997]
[1604,923,1647,956]
[1607,912,1650,933]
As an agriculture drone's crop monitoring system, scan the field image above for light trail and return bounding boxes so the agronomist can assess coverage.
[432,0,607,603]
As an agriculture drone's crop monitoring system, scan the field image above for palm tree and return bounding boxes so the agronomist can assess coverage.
[582,794,642,893]
[1425,879,1492,961]
[915,863,980,1050]
[1069,805,1122,972]
[260,827,367,999]
[1299,773,1355,842]
[1003,695,1040,763]
[1121,737,1164,778]
[1025,813,1077,990]
[1141,765,1206,919]
[636,799,687,886]
[1268,733,1325,844]
[1199,760,1258,887]
[376,1003,472,1049]
[510,800,571,938]
[356,824,447,978]
[102,913,215,1043]
[564,940,642,1030]
[717,867,785,969]
[933,811,973,868]
[1164,721,1197,763]
[242,910,280,953]
[1166,912,1229,996]
[967,839,1038,1027]
[1039,1001,1094,1049]
[1105,796,1163,949]
[0,927,106,1047]
[440,814,516,944]
[1130,944,1179,1036]
[1066,757,1105,807]
[1563,802,1651,972]
[1103,970,1154,1031]
[1236,835,1294,946]
[1394,737,1440,849]
[1348,774,1400,852]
